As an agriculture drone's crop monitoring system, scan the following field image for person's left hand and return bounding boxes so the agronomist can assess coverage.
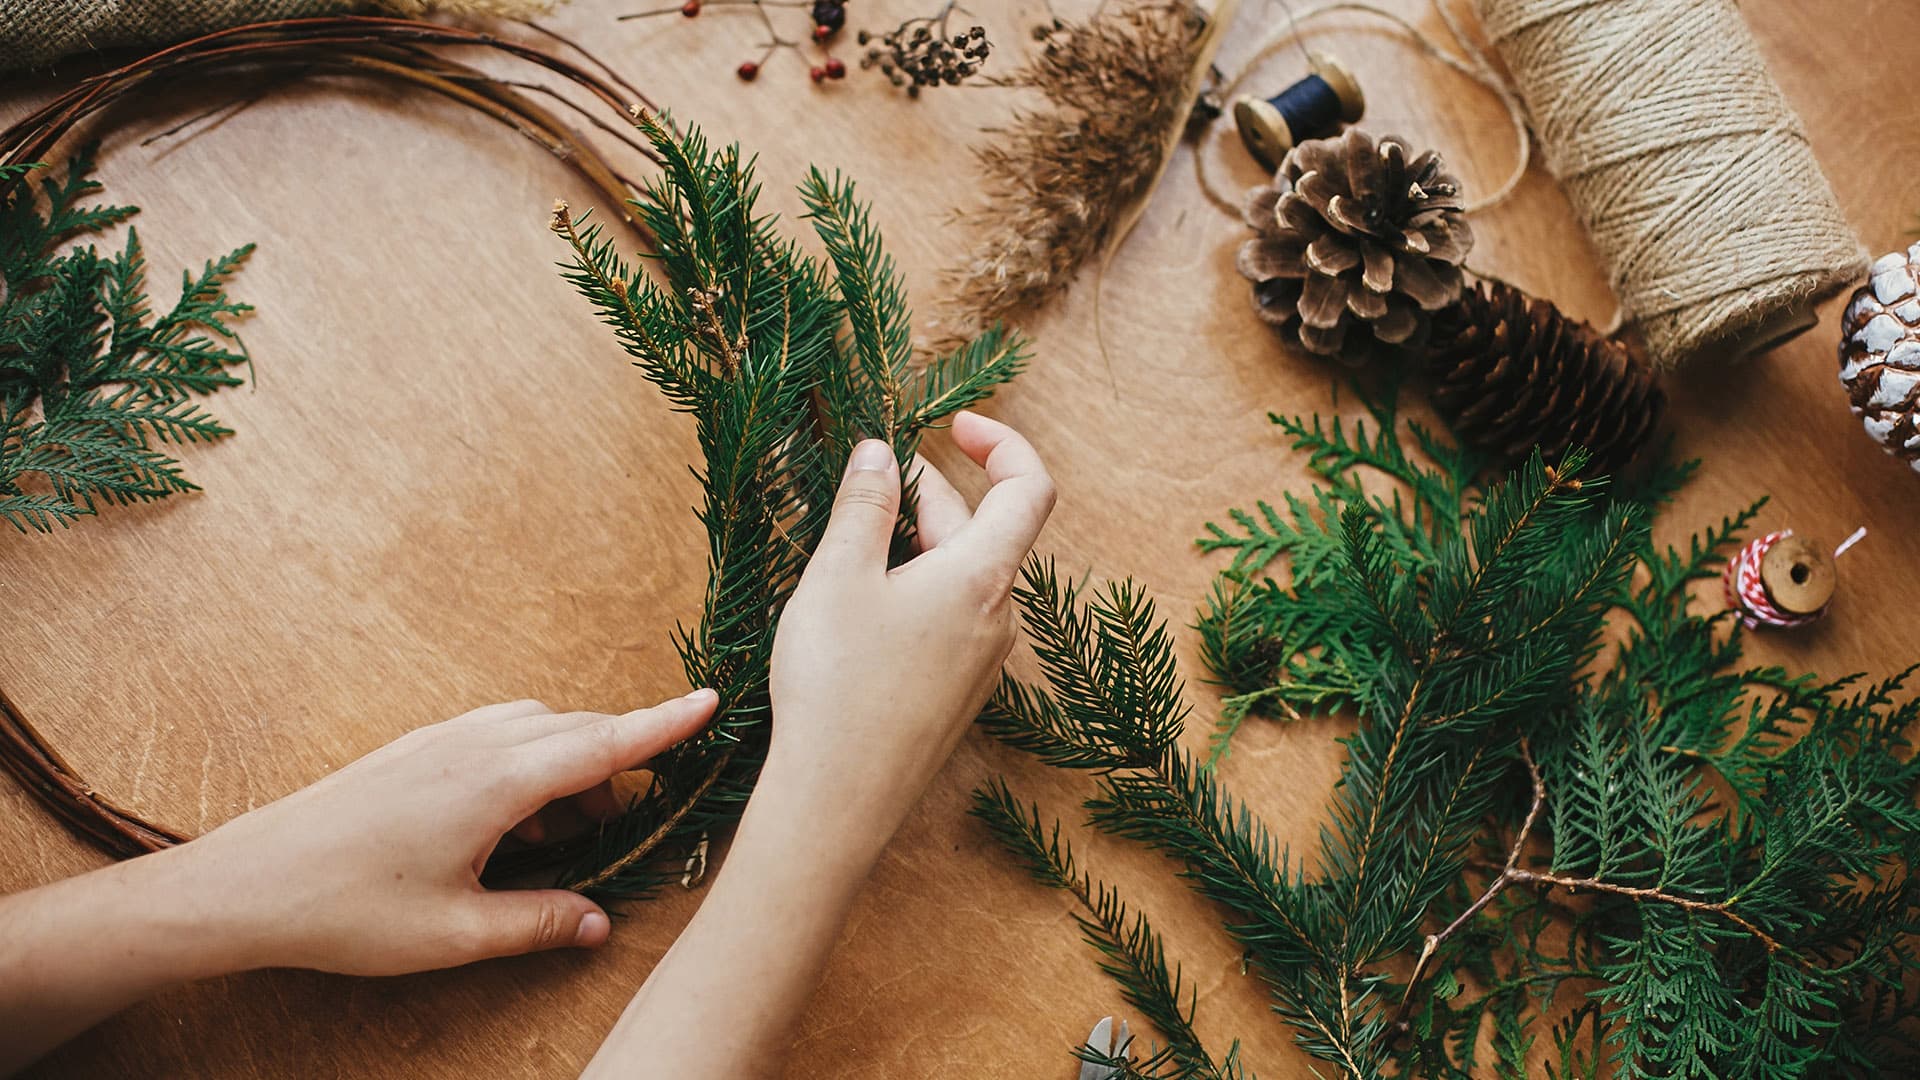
[151,691,716,976]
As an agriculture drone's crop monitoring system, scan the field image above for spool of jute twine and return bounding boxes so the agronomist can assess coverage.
[1476,0,1865,370]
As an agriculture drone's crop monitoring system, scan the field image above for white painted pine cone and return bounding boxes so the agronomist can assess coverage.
[1839,242,1920,473]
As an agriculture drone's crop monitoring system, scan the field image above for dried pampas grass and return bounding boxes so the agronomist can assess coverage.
[939,0,1213,343]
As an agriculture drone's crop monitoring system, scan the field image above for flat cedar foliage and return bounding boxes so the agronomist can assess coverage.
[974,388,1920,1078]
[0,148,252,533]
[552,114,1025,896]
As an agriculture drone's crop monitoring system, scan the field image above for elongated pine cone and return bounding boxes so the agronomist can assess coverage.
[1839,243,1920,473]
[1427,282,1664,475]
[1237,128,1473,363]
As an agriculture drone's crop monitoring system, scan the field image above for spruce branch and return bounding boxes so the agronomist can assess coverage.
[552,112,1024,897]
[972,780,1249,1080]
[983,382,1920,1078]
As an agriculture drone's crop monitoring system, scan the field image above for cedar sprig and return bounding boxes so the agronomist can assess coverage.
[978,383,1920,1077]
[552,112,1026,897]
[0,147,252,533]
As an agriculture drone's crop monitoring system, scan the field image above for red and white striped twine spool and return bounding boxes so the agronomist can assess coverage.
[1722,527,1866,630]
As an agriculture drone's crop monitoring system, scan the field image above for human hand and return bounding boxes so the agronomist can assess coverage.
[762,411,1055,851]
[154,692,716,977]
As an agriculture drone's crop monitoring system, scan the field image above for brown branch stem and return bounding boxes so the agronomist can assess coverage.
[1505,870,1786,954]
[1391,737,1797,1032]
[1391,738,1544,1030]
[568,743,741,894]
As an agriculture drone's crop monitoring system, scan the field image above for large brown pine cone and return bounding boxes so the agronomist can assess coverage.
[1237,128,1472,364]
[1839,243,1920,473]
[1427,282,1664,475]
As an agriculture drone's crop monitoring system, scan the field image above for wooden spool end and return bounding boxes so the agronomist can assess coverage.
[1727,299,1821,360]
[1760,535,1836,615]
[1232,53,1366,173]
[1233,95,1294,172]
[1311,53,1367,124]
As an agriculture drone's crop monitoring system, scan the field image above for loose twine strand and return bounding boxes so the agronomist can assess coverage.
[1195,0,1533,218]
[1200,0,1866,370]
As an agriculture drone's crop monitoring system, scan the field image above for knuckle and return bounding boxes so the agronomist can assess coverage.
[992,617,1017,660]
[835,485,895,514]
[530,902,568,950]
[581,718,626,770]
[968,561,1018,604]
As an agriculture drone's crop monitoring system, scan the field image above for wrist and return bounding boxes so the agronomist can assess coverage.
[0,844,265,1018]
[745,753,912,870]
[114,841,282,978]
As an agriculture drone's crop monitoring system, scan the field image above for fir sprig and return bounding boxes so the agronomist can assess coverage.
[552,113,1026,897]
[0,147,253,533]
[979,386,1920,1078]
[972,779,1250,1080]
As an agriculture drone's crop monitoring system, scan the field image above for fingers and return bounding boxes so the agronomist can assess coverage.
[447,699,551,730]
[908,454,969,553]
[569,779,626,822]
[507,689,718,812]
[812,440,901,575]
[947,411,1056,567]
[460,890,612,960]
[508,781,624,845]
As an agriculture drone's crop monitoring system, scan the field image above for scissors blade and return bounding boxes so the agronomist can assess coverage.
[1078,1017,1115,1080]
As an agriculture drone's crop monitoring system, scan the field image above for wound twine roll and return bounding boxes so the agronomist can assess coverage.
[1723,527,1865,630]
[1477,0,1866,370]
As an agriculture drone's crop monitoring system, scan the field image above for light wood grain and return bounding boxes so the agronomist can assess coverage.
[2,0,1916,1076]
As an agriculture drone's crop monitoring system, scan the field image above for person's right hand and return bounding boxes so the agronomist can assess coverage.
[158,692,718,978]
[762,410,1055,851]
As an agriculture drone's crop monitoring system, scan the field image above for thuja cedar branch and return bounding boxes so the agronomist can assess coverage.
[1393,736,1798,1033]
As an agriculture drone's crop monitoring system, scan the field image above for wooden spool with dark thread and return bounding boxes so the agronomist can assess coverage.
[1231,52,1365,172]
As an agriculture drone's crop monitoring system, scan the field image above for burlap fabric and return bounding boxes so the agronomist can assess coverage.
[1,1,362,74]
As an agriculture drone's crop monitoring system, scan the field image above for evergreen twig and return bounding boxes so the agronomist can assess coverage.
[0,149,252,533]
[979,386,1920,1079]
[553,112,1026,897]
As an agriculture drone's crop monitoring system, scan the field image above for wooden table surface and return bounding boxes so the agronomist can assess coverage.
[3,0,1916,1075]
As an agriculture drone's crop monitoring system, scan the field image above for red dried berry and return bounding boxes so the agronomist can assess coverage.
[812,23,832,41]
[809,65,827,82]
[737,60,760,81]
[680,0,699,15]
[824,58,846,79]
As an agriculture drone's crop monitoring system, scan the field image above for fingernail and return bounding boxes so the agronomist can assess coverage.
[683,687,717,704]
[848,440,893,473]
[575,909,610,948]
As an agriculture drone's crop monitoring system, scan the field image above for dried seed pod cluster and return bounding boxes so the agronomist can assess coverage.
[859,17,989,96]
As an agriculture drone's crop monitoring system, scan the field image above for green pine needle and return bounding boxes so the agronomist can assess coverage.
[552,114,1026,897]
[979,382,1920,1079]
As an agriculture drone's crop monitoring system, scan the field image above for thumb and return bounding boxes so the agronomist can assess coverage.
[462,890,612,959]
[813,439,900,573]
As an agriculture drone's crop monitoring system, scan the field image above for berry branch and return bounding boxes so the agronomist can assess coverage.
[620,0,850,84]
[618,0,991,92]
